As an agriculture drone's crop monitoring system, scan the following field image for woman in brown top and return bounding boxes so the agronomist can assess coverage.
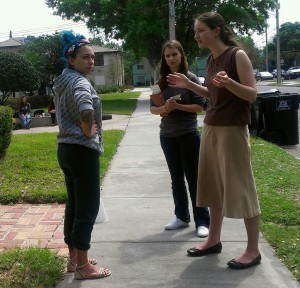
[167,12,261,270]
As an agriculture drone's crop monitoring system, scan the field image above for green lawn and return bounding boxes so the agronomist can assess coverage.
[250,137,300,279]
[0,130,124,204]
[30,91,141,116]
[101,91,140,115]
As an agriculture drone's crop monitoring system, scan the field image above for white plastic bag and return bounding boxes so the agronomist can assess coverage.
[95,197,108,223]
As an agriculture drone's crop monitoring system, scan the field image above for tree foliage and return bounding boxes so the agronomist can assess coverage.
[46,0,277,67]
[280,22,300,53]
[237,36,263,70]
[20,33,65,87]
[0,52,40,105]
[266,22,300,69]
[278,22,300,68]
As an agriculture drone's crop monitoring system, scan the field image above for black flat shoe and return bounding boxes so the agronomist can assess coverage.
[187,242,222,257]
[227,254,261,269]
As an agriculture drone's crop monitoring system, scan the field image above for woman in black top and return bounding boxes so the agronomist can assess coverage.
[150,40,210,237]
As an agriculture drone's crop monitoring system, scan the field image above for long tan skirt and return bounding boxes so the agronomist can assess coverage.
[197,125,261,219]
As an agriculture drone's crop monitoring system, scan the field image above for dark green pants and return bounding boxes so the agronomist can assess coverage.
[58,143,100,250]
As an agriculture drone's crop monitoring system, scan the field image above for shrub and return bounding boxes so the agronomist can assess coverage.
[4,97,19,112]
[27,94,53,109]
[0,106,13,158]
[97,85,126,94]
[0,51,40,105]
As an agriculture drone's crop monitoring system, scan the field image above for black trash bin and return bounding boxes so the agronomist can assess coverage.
[258,93,300,145]
[249,89,280,135]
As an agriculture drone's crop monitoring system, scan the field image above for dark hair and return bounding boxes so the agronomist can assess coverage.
[195,12,239,47]
[19,96,28,107]
[158,40,188,90]
[61,30,91,66]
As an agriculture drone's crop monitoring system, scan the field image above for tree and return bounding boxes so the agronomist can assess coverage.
[46,0,277,67]
[237,36,264,70]
[264,22,300,70]
[91,35,122,50]
[0,52,40,105]
[20,33,65,93]
[278,22,300,68]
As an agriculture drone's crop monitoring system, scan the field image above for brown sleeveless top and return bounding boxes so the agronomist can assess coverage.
[204,47,251,126]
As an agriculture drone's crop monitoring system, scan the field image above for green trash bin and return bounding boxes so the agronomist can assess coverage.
[259,93,300,145]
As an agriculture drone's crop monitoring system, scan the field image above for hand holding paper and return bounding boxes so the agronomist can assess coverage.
[170,94,181,101]
[150,85,165,107]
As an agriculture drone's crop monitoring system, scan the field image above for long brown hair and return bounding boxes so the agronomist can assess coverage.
[195,12,239,47]
[158,40,188,90]
[19,96,28,108]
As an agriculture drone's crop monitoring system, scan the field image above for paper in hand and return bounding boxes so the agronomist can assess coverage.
[170,94,181,101]
[150,84,161,94]
[150,84,165,107]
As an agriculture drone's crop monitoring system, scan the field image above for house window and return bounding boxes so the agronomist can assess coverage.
[95,54,104,66]
[137,64,144,70]
[138,76,145,81]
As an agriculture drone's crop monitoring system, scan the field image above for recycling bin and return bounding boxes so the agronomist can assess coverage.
[258,93,300,145]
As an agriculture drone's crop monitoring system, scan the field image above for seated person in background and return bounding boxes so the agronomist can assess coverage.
[48,96,56,125]
[19,96,31,129]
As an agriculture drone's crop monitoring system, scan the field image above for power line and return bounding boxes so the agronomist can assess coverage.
[0,22,89,39]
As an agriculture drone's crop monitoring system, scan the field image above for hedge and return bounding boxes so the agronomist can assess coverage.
[0,105,13,158]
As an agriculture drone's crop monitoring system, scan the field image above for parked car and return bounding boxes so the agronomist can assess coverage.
[255,71,274,81]
[272,69,286,78]
[285,66,300,79]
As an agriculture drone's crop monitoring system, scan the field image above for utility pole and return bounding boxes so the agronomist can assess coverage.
[276,0,281,83]
[169,0,176,40]
[265,25,269,71]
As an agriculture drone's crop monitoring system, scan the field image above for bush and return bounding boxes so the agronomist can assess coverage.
[27,94,53,109]
[4,97,19,112]
[0,51,40,105]
[97,85,126,94]
[102,112,113,120]
[0,106,13,158]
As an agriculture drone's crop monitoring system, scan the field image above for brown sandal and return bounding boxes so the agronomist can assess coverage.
[67,256,98,272]
[74,262,111,280]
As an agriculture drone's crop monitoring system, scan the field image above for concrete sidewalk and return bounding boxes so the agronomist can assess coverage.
[56,88,299,288]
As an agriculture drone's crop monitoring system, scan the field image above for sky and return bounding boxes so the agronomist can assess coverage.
[0,0,92,42]
[0,0,299,44]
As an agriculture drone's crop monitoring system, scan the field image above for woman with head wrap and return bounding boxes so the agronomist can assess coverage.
[53,31,111,280]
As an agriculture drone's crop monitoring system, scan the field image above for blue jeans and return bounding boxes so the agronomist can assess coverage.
[19,113,31,128]
[160,131,210,228]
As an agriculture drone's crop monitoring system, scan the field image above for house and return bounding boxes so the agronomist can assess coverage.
[131,56,208,87]
[88,45,124,88]
[132,58,155,86]
[0,38,25,52]
[195,56,208,78]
